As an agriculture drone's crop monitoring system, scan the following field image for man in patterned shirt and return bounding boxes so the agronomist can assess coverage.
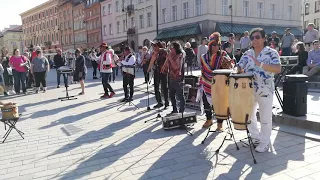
[236,28,281,153]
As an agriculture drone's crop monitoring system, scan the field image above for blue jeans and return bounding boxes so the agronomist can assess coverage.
[281,47,292,56]
[12,69,27,93]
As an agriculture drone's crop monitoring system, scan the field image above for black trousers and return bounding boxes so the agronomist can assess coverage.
[123,73,134,98]
[92,61,98,78]
[34,71,47,88]
[143,64,149,83]
[154,71,169,105]
[202,92,223,123]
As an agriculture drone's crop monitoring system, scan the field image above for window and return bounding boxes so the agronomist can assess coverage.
[103,6,106,15]
[162,8,166,23]
[243,1,249,17]
[316,1,320,13]
[195,0,202,16]
[270,4,276,19]
[116,21,120,33]
[314,18,320,29]
[257,2,263,18]
[172,5,177,21]
[139,14,144,28]
[108,4,112,14]
[109,23,113,35]
[138,0,143,3]
[288,5,292,20]
[116,1,119,12]
[183,2,188,19]
[222,0,228,15]
[147,12,152,27]
[131,17,135,28]
[305,3,310,15]
[123,19,127,31]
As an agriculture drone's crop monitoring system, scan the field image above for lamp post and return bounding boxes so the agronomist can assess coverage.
[229,5,233,33]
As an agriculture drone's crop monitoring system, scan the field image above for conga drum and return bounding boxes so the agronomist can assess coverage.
[1,104,19,120]
[211,69,233,119]
[229,73,254,130]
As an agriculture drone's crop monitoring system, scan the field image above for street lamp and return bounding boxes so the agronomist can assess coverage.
[229,5,233,33]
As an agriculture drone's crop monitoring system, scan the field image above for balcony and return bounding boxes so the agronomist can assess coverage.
[127,27,136,35]
[126,5,135,16]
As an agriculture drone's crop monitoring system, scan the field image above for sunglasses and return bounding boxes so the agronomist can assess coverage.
[250,35,262,41]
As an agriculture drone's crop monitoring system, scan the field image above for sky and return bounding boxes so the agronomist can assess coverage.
[0,0,48,31]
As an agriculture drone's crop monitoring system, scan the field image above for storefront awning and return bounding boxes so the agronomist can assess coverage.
[216,23,303,36]
[155,24,201,40]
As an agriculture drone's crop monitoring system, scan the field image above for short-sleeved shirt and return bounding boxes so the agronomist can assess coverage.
[237,47,281,96]
[9,56,28,72]
[32,57,49,72]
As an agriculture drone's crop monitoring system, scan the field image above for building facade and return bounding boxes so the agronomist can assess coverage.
[85,0,102,49]
[101,0,157,51]
[74,2,87,50]
[20,0,60,53]
[302,0,320,31]
[157,0,302,45]
[58,0,75,51]
[0,26,23,55]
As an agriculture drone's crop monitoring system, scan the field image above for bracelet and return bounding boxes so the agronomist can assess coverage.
[260,62,264,68]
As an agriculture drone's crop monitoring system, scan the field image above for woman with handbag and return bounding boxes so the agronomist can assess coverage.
[1,48,14,95]
[31,50,50,93]
[9,49,29,94]
[73,48,87,95]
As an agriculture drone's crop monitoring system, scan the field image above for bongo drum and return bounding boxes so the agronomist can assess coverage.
[1,104,19,120]
[229,73,254,130]
[211,69,233,119]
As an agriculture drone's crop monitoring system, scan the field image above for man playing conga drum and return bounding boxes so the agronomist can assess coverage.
[236,28,281,152]
[200,32,234,130]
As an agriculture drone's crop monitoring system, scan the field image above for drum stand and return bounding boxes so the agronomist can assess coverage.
[237,114,257,164]
[58,73,77,101]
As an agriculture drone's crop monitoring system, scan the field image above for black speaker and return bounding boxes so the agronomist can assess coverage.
[283,81,308,97]
[283,95,307,116]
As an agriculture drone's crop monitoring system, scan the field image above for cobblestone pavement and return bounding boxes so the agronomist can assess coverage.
[1,70,320,180]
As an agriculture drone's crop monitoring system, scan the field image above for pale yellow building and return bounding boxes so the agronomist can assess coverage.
[0,26,23,55]
[20,0,60,52]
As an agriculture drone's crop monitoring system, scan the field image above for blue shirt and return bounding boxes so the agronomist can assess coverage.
[307,49,320,66]
[238,47,281,96]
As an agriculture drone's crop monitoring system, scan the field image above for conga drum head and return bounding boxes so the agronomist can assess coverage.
[1,104,19,120]
[212,69,233,76]
[230,73,254,79]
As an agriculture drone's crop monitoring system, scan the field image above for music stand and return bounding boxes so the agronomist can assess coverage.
[57,69,77,101]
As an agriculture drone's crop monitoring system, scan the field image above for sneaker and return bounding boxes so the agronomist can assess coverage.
[100,94,109,98]
[255,143,270,153]
[202,120,213,128]
[109,92,115,98]
[35,90,39,94]
[57,85,60,88]
[128,97,133,102]
[93,77,98,79]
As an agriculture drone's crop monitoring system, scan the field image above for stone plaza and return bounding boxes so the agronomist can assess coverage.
[0,69,320,180]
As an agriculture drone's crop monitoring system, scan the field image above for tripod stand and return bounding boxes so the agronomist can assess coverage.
[117,99,139,111]
[58,73,77,101]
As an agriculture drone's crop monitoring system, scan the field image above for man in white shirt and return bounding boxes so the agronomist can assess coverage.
[304,23,320,51]
[197,38,208,68]
[121,47,136,102]
[91,43,115,98]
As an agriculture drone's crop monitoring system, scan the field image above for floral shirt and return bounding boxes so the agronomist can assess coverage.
[237,47,281,96]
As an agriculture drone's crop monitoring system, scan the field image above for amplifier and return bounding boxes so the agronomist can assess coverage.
[162,112,197,130]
